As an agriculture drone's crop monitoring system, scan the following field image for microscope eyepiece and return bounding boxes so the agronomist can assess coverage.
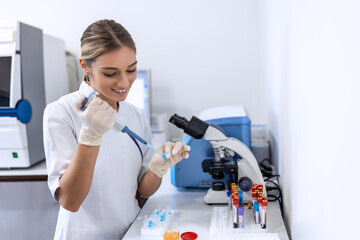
[169,114,209,139]
[169,114,189,131]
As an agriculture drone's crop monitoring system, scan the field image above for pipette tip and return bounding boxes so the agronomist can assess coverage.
[162,152,169,162]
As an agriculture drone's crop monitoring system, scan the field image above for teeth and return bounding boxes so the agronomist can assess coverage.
[114,89,126,93]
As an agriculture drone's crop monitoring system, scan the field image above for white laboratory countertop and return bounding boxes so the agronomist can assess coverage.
[0,160,47,181]
[123,171,289,240]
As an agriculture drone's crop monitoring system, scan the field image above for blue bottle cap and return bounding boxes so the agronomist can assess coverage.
[254,201,259,211]
[227,190,231,197]
[239,190,243,203]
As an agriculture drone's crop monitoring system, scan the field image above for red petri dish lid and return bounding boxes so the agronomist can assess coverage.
[181,231,198,240]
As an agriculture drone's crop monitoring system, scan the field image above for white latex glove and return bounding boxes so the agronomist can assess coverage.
[148,141,191,178]
[76,95,117,146]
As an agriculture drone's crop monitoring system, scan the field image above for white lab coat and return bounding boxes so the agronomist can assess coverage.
[43,82,153,239]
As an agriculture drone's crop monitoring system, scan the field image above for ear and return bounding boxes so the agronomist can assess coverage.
[79,57,89,75]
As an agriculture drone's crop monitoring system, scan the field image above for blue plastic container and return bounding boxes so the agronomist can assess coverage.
[171,116,251,188]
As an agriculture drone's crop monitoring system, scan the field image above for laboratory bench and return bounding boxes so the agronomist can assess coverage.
[123,171,289,240]
[0,160,47,182]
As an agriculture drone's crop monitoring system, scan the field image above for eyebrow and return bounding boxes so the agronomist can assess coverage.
[101,61,138,70]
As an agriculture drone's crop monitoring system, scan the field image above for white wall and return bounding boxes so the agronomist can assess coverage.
[0,1,266,239]
[1,0,266,139]
[263,1,360,239]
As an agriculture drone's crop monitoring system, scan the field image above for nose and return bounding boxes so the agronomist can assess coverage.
[116,73,130,88]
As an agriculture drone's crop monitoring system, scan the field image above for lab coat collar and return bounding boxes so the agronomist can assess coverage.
[79,81,95,96]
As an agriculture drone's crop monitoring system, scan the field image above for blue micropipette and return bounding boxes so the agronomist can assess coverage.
[81,92,169,161]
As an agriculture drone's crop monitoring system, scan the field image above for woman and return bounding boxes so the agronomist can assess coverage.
[43,19,190,239]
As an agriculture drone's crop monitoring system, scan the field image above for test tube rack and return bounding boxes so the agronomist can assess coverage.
[140,208,176,237]
[210,207,280,239]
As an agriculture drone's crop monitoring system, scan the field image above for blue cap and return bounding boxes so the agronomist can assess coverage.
[239,190,243,204]
[254,201,259,211]
[16,99,32,124]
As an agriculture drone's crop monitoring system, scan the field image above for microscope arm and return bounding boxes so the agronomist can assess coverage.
[204,126,266,197]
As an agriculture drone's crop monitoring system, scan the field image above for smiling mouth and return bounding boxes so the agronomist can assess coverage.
[112,89,127,94]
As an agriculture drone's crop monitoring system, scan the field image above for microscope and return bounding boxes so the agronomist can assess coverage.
[169,114,265,204]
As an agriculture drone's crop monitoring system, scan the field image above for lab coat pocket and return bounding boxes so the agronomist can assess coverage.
[72,226,121,240]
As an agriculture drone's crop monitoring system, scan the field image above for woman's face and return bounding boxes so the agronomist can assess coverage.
[85,47,137,110]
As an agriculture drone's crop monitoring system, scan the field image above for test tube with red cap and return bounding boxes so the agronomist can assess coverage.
[261,198,268,229]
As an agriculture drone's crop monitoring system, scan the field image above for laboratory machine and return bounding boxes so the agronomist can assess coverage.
[169,106,265,204]
[0,21,68,168]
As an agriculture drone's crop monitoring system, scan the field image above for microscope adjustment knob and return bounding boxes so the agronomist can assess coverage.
[238,177,252,192]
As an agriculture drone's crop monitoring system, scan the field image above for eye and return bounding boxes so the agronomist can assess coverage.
[103,72,116,77]
[127,68,137,73]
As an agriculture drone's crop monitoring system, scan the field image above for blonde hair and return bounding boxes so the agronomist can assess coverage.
[80,19,136,82]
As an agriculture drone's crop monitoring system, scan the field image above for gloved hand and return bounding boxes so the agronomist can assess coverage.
[148,141,191,178]
[76,95,117,146]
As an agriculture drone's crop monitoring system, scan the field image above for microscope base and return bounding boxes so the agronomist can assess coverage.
[204,188,228,204]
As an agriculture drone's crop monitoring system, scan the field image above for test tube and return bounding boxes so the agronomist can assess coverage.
[258,197,264,226]
[254,201,260,224]
[252,191,257,200]
[238,204,244,228]
[227,190,232,210]
[231,193,235,201]
[233,190,238,198]
[164,214,179,240]
[261,198,268,229]
[232,199,239,228]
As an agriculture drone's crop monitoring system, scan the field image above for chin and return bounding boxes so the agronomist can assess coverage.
[113,94,128,102]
